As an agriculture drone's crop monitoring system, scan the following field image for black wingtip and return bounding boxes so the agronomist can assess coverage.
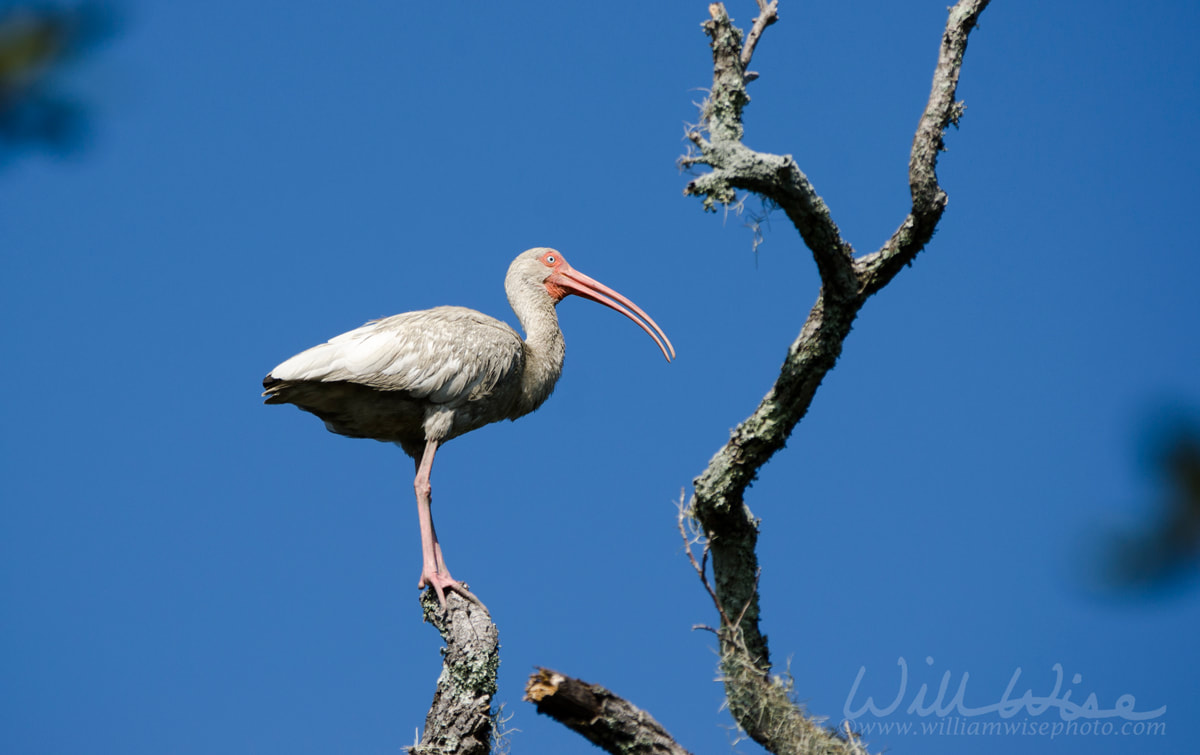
[262,374,283,402]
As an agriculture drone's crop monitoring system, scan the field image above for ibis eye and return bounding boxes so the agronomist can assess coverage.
[545,255,557,265]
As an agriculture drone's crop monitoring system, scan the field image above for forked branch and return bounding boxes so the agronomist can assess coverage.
[679,1,992,753]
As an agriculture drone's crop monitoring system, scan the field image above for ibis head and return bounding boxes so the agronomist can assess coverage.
[506,247,675,362]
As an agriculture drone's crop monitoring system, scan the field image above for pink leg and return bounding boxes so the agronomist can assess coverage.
[413,439,463,607]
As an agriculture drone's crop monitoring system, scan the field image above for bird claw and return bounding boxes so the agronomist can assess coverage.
[419,569,483,610]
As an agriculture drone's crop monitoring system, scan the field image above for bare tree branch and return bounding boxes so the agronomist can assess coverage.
[409,589,499,755]
[524,668,693,755]
[740,0,779,70]
[685,3,858,300]
[679,1,992,753]
[681,473,868,755]
[677,496,733,627]
[855,0,992,296]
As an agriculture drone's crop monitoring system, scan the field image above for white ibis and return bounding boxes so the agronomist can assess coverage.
[263,248,674,606]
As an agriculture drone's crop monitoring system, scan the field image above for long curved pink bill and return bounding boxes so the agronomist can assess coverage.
[557,268,675,362]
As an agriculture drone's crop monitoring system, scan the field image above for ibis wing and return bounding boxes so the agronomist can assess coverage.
[266,306,525,405]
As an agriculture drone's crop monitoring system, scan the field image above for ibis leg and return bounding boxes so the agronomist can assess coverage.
[413,438,465,607]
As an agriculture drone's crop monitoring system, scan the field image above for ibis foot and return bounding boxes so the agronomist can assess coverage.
[419,568,483,610]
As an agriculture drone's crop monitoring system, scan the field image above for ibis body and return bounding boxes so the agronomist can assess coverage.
[263,248,673,605]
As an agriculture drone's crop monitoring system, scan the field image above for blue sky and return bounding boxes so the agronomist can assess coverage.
[2,1,1197,754]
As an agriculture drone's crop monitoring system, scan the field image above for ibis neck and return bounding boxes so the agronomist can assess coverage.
[509,286,565,417]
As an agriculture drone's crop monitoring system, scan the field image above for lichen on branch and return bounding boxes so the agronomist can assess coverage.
[409,589,499,755]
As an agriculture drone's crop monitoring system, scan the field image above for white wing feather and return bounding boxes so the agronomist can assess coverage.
[269,306,524,405]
